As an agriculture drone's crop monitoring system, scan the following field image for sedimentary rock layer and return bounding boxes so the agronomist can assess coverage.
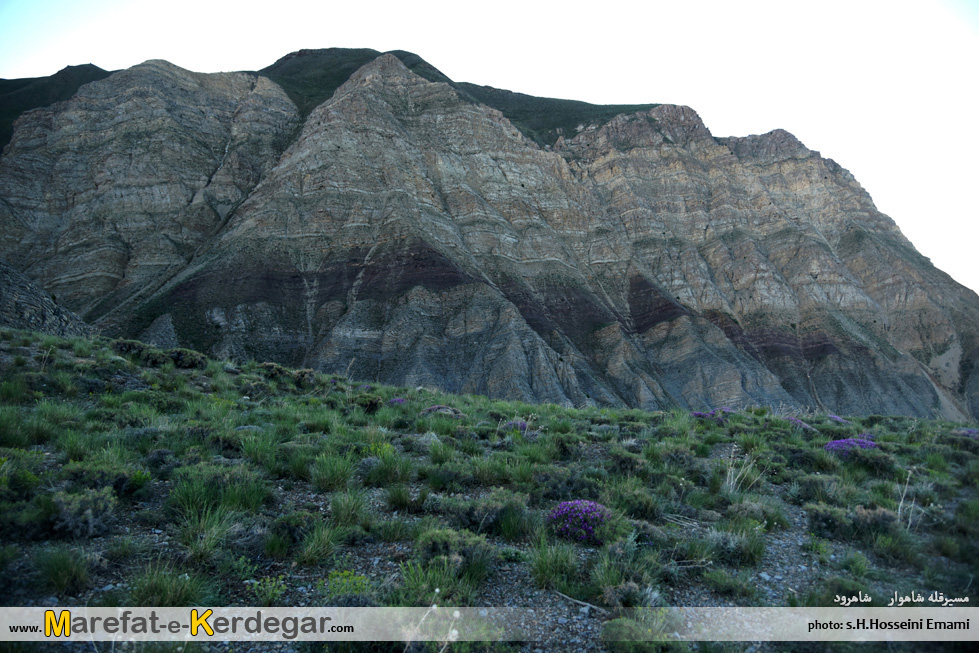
[2,51,977,418]
[0,260,92,336]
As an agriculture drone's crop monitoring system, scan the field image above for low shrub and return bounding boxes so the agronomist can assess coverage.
[269,511,319,546]
[850,505,898,539]
[804,503,850,540]
[703,568,758,599]
[706,525,765,566]
[438,488,530,537]
[52,486,118,538]
[110,339,169,366]
[726,499,790,530]
[416,528,497,585]
[385,484,429,513]
[61,460,150,498]
[167,348,207,370]
[352,393,383,415]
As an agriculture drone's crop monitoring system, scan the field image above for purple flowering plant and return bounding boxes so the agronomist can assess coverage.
[690,408,731,425]
[388,397,406,405]
[503,419,529,433]
[824,437,878,456]
[827,414,851,424]
[546,500,612,546]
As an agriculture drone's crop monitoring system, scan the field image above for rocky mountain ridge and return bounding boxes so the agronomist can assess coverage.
[2,49,977,419]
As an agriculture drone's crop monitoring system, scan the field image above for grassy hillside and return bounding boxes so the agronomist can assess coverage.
[1,328,977,651]
[456,83,658,146]
[259,48,456,121]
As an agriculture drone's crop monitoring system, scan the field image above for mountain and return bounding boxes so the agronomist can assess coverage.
[2,49,977,419]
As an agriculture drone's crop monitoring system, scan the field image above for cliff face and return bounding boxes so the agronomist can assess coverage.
[2,51,977,418]
[0,60,300,316]
[0,260,92,337]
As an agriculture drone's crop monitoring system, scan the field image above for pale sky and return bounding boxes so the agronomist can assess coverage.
[2,0,978,294]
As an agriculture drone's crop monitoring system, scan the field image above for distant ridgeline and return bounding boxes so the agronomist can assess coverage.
[1,49,977,419]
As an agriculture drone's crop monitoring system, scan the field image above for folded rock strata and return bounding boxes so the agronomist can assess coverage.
[2,51,976,419]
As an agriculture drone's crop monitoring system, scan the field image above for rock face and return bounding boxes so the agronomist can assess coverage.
[0,63,114,150]
[0,260,92,336]
[2,50,977,419]
[0,60,300,317]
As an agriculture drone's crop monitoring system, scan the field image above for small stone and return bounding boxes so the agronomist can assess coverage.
[759,572,771,581]
[798,565,807,571]
[43,597,59,606]
[558,618,568,625]
[774,575,784,581]
[152,529,163,534]
[101,584,115,592]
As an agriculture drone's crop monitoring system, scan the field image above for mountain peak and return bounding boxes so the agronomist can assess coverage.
[720,128,814,164]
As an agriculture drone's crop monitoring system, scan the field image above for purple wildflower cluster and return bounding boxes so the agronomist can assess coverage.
[952,428,979,437]
[546,500,611,546]
[824,437,878,456]
[388,397,406,405]
[504,420,529,433]
[827,414,851,424]
[356,384,373,391]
